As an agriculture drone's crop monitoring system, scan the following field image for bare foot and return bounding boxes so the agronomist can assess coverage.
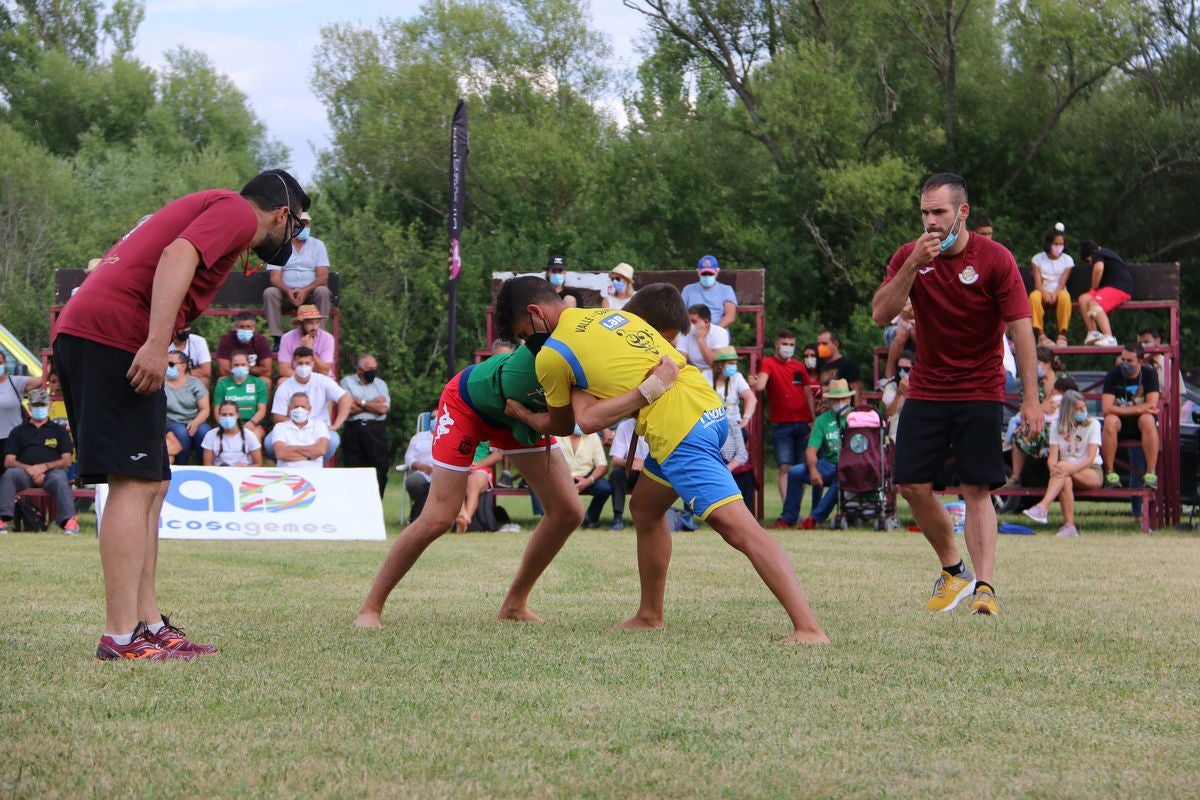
[496,606,546,623]
[455,514,469,533]
[612,615,665,631]
[780,630,831,645]
[352,611,382,629]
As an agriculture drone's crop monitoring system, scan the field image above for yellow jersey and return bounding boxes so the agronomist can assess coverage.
[536,307,722,460]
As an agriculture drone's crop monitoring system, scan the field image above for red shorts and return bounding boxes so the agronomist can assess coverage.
[431,372,556,471]
[1090,287,1131,313]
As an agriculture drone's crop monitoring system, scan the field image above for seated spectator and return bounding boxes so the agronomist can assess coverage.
[681,255,736,328]
[168,326,212,388]
[1029,223,1074,346]
[267,346,351,462]
[263,210,332,345]
[403,412,436,523]
[607,417,649,531]
[816,329,864,405]
[216,311,274,385]
[602,262,635,309]
[341,353,391,498]
[750,329,817,503]
[0,389,78,534]
[201,401,264,467]
[720,423,754,512]
[457,442,501,533]
[970,214,994,239]
[531,426,611,528]
[1022,391,1102,537]
[881,298,916,383]
[272,394,330,469]
[675,304,730,382]
[773,379,853,529]
[881,350,914,443]
[1078,241,1133,347]
[546,254,583,308]
[711,346,756,431]
[164,354,211,465]
[212,351,268,441]
[1101,342,1160,488]
[278,305,336,378]
[1003,347,1066,487]
[1136,327,1181,398]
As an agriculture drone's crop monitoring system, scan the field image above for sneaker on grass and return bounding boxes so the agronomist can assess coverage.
[970,587,1000,616]
[62,516,80,535]
[150,616,218,655]
[926,568,976,612]
[96,622,200,661]
[1056,523,1079,537]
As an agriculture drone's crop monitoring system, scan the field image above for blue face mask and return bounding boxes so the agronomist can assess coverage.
[30,406,49,421]
[1073,411,1088,423]
[296,228,310,241]
[572,424,583,436]
[548,273,565,287]
[1036,364,1046,378]
[699,274,717,288]
[937,211,963,253]
[1119,361,1137,377]
[165,365,180,380]
[611,278,626,293]
[231,366,250,380]
[722,363,738,378]
[219,415,238,430]
[236,329,254,343]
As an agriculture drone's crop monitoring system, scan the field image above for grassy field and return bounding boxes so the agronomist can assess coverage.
[1,488,1197,799]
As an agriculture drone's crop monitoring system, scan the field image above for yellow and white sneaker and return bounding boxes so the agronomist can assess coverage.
[970,587,1000,616]
[925,570,976,612]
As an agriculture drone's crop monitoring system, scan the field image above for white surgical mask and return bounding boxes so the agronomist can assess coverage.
[777,345,795,360]
[804,356,817,369]
[289,408,309,424]
[294,364,313,379]
[236,329,254,343]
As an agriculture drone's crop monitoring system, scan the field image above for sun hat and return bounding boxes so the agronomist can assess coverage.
[611,262,635,281]
[291,304,325,325]
[824,378,854,399]
[712,346,739,363]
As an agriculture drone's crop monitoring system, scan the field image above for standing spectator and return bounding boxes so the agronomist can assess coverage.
[163,354,211,465]
[51,167,307,659]
[970,215,994,239]
[532,426,612,528]
[0,389,78,534]
[0,350,40,455]
[1101,342,1160,489]
[1029,223,1074,346]
[215,311,274,384]
[881,298,917,384]
[1022,390,1102,536]
[278,305,336,378]
[711,346,756,430]
[603,262,636,309]
[607,417,649,531]
[750,329,817,503]
[272,394,330,470]
[681,255,737,328]
[675,304,730,381]
[263,210,332,346]
[403,413,435,523]
[269,346,351,462]
[212,351,268,441]
[881,350,914,443]
[167,327,213,388]
[1078,241,1134,347]
[201,401,263,467]
[340,353,391,497]
[815,329,864,405]
[774,379,852,530]
[546,254,584,307]
[872,171,1040,617]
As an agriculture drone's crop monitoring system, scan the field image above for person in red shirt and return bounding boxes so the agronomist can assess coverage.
[872,172,1040,618]
[53,169,309,661]
[750,329,817,507]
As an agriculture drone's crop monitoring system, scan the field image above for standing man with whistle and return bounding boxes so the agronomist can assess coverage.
[872,173,1040,616]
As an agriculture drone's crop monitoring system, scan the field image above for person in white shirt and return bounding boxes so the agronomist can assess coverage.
[167,328,213,388]
[710,346,756,430]
[266,346,351,461]
[675,304,730,382]
[271,394,331,470]
[1029,224,1075,347]
[607,417,650,531]
[263,210,333,340]
[1022,390,1102,536]
[602,262,635,310]
[402,417,435,523]
[201,401,263,467]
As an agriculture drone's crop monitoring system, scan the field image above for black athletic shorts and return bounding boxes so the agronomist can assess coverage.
[894,398,1005,488]
[53,334,171,484]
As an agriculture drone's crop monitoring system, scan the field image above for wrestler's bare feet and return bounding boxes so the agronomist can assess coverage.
[454,514,469,533]
[496,605,546,623]
[613,614,665,631]
[780,630,831,645]
[352,610,382,629]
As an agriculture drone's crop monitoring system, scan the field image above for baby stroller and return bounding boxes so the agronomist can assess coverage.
[833,406,899,530]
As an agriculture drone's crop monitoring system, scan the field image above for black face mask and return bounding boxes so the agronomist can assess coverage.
[361,369,378,384]
[525,311,550,354]
[253,174,300,266]
[175,330,190,341]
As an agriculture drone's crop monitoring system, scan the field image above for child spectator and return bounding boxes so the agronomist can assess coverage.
[201,401,263,467]
[1078,241,1133,347]
[1029,223,1074,346]
[212,351,268,441]
[1022,390,1102,536]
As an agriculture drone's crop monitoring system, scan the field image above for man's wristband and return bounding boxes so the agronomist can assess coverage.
[638,375,668,404]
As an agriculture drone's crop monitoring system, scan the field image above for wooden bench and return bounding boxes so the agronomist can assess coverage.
[934,485,1157,533]
[15,487,97,529]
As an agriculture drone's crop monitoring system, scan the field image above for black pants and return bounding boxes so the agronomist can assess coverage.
[343,420,389,497]
[609,468,641,517]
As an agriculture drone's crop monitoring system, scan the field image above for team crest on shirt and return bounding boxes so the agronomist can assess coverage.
[958,265,979,285]
[624,329,661,355]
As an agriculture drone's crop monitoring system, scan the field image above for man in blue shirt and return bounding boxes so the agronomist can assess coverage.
[263,210,334,341]
[680,255,737,328]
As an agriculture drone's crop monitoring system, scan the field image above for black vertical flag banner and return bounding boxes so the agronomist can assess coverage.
[447,98,469,378]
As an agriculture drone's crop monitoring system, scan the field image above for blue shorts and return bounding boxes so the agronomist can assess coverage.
[771,421,811,467]
[643,411,743,520]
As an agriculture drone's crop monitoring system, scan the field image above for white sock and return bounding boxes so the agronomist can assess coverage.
[147,619,165,635]
[108,631,134,645]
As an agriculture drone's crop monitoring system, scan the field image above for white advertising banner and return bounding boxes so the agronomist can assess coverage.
[95,466,386,541]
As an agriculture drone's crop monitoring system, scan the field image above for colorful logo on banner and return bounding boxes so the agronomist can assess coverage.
[166,469,315,514]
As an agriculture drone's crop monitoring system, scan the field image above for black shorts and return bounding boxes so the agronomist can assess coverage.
[53,334,170,484]
[894,398,1005,488]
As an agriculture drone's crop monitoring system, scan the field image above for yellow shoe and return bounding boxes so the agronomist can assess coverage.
[970,587,1000,616]
[925,570,976,612]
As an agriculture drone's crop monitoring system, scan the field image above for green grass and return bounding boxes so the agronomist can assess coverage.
[1,488,1197,799]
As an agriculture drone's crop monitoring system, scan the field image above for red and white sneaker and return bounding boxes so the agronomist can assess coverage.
[62,516,80,535]
[95,622,199,661]
[150,616,218,656]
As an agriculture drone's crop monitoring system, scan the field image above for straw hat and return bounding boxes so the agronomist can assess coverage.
[824,378,853,399]
[291,305,325,325]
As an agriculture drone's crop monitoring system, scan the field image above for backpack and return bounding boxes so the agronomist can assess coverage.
[12,497,45,532]
[467,492,510,532]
